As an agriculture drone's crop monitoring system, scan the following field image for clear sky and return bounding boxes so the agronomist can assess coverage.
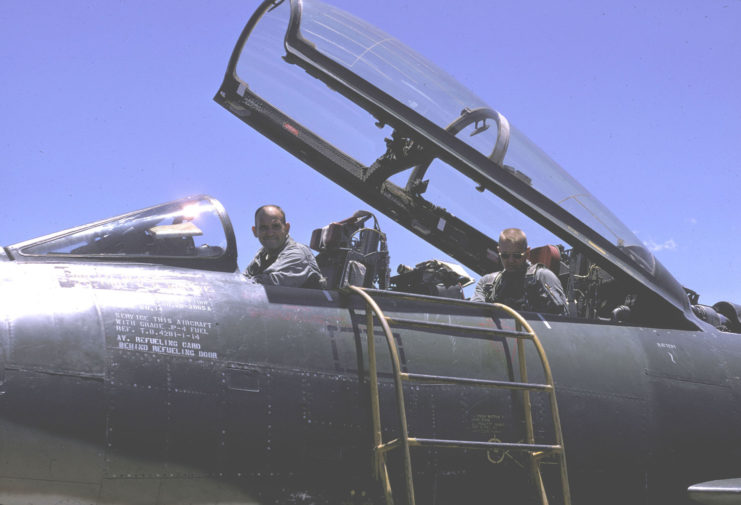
[1,0,739,305]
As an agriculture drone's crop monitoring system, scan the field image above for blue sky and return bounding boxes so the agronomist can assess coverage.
[1,0,739,304]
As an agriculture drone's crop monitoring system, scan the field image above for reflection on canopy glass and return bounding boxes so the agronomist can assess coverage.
[20,198,228,259]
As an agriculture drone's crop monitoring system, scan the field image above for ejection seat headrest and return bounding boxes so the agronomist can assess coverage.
[529,245,561,274]
[712,301,741,333]
[310,211,375,252]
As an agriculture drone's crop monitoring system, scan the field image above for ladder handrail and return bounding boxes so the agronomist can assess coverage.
[494,303,572,505]
[346,286,571,505]
[349,285,416,505]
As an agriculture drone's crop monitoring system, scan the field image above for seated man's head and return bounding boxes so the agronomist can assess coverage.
[253,205,290,252]
[498,228,530,273]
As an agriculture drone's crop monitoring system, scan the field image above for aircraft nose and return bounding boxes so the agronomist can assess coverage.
[0,325,6,394]
[0,292,5,378]
[0,332,4,397]
[0,266,7,397]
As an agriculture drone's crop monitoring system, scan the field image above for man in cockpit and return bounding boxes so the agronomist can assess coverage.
[471,228,567,315]
[245,205,325,288]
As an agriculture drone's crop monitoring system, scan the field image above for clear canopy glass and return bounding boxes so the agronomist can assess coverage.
[18,196,229,260]
[224,0,690,312]
[296,0,646,254]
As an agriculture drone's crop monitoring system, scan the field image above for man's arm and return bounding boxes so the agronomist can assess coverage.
[471,273,496,302]
[244,251,263,278]
[535,268,568,315]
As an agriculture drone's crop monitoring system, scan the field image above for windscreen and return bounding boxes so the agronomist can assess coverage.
[18,197,229,260]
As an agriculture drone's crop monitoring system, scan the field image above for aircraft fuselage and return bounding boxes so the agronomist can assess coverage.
[1,256,738,504]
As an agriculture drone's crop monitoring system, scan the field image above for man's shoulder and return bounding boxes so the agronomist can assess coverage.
[531,263,559,281]
[282,236,314,257]
[246,247,266,269]
[471,271,500,302]
[477,271,501,285]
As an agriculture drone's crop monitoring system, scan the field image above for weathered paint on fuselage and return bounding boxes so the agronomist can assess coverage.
[0,259,739,504]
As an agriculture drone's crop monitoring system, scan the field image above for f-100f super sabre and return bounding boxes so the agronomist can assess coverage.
[1,1,740,504]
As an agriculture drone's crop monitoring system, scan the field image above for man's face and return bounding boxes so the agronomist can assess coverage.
[253,207,290,251]
[498,239,529,273]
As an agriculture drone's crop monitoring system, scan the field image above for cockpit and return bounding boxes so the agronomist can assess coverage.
[5,190,741,333]
[6,0,740,334]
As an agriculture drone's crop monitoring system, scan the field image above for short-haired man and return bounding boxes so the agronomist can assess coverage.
[245,205,324,288]
[471,228,567,315]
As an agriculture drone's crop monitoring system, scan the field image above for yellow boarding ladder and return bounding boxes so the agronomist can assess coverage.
[346,286,571,505]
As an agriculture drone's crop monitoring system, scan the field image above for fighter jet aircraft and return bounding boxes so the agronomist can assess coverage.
[1,0,740,504]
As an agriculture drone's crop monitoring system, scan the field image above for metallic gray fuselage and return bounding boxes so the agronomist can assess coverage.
[0,260,738,504]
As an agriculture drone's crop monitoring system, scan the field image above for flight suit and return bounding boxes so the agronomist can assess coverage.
[471,262,567,315]
[245,236,325,288]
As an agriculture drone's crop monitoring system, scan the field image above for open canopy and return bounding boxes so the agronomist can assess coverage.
[215,0,695,327]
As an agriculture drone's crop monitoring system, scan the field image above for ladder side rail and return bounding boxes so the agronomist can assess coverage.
[494,303,572,505]
[524,315,573,505]
[514,327,536,446]
[364,300,394,503]
[519,321,549,505]
[348,285,416,505]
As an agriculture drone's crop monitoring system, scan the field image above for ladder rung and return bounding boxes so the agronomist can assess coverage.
[412,438,562,454]
[402,372,552,392]
[377,437,562,454]
[382,316,533,340]
[359,288,530,314]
